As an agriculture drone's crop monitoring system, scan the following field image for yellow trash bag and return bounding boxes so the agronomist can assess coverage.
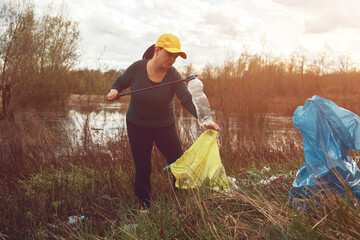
[164,129,229,190]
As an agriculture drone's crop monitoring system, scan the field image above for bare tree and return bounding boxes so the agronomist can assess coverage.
[338,53,353,74]
[0,1,34,119]
[0,0,79,120]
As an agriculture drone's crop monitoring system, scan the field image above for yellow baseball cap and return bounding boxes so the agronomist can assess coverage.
[155,33,187,59]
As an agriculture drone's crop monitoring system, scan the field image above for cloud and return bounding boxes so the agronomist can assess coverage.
[32,0,360,70]
[273,0,360,33]
[272,0,331,9]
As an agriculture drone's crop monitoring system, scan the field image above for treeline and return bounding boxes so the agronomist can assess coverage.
[201,53,360,100]
[68,53,360,103]
[67,69,122,95]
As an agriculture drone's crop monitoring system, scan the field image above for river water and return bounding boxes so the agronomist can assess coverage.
[32,94,298,149]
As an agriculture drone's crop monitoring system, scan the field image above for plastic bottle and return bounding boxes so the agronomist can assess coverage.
[66,216,80,231]
[188,77,213,126]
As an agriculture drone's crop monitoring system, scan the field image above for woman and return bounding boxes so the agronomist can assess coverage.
[107,33,219,209]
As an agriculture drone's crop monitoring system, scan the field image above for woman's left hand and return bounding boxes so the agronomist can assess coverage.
[205,122,220,131]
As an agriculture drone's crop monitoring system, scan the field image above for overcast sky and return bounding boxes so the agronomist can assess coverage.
[33,0,360,71]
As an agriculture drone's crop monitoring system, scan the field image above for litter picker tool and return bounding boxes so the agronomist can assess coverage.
[116,74,198,99]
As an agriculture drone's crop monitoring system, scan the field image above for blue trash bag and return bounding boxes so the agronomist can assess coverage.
[288,95,360,210]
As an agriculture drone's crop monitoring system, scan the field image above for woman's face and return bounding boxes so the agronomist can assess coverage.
[157,48,179,68]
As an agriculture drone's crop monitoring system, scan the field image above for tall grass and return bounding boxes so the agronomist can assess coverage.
[198,52,360,117]
[1,104,359,239]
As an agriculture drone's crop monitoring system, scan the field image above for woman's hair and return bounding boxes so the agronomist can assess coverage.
[142,44,155,60]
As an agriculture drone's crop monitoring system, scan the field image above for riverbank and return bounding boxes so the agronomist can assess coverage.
[1,110,360,239]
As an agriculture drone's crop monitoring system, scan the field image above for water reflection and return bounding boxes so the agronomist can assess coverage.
[34,94,298,148]
[60,95,204,146]
[60,95,128,146]
[64,110,126,144]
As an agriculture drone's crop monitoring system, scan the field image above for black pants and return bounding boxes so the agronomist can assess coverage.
[126,120,183,208]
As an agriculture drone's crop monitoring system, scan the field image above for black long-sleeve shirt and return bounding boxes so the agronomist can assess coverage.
[111,59,197,128]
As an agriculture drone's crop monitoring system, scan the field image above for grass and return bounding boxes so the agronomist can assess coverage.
[1,108,360,239]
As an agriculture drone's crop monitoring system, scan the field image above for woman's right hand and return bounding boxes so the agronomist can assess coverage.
[107,89,119,101]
